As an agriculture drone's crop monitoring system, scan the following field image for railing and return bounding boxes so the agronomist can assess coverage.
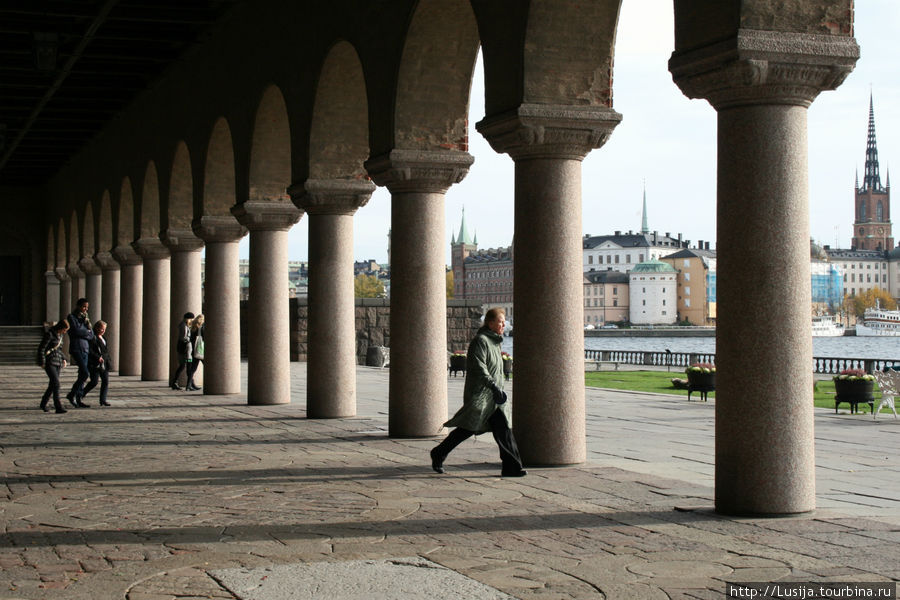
[584,350,900,374]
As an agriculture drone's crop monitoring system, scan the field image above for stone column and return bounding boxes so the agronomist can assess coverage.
[162,230,204,386]
[194,216,247,395]
[55,268,71,322]
[477,105,621,465]
[289,179,375,418]
[670,30,858,515]
[44,271,60,325]
[133,238,171,382]
[232,201,301,405]
[66,262,84,311]
[366,150,473,437]
[96,252,121,372]
[113,245,143,376]
[79,257,102,318]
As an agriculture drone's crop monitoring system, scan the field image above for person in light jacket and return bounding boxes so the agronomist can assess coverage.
[185,314,204,391]
[430,307,526,477]
[38,320,70,414]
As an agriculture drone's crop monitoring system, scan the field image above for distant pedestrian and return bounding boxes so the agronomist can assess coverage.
[170,312,194,390]
[38,320,69,414]
[66,298,93,408]
[185,314,204,391]
[430,308,526,477]
[82,320,111,407]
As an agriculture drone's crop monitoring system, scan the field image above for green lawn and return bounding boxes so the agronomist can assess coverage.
[584,370,890,413]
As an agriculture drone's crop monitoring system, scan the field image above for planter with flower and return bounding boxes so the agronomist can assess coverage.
[449,351,467,377]
[686,362,715,401]
[832,368,875,414]
[501,351,513,380]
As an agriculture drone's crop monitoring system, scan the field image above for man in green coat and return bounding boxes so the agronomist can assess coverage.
[430,308,526,477]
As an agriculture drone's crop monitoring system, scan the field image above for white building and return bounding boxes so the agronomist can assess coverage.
[629,259,678,325]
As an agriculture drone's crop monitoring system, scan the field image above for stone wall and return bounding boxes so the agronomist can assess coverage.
[242,298,484,363]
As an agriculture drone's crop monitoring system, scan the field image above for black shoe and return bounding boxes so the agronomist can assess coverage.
[501,469,527,478]
[430,448,445,474]
[66,391,78,408]
[77,401,90,408]
[170,382,182,390]
[41,404,50,412]
[100,401,110,406]
[188,384,201,391]
[55,408,67,414]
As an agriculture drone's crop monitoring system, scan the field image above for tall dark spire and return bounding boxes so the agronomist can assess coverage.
[863,93,883,192]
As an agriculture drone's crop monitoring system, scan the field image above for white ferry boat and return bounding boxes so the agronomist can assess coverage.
[811,315,844,337]
[855,302,900,336]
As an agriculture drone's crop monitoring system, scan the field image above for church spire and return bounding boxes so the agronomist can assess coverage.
[863,92,883,192]
[640,181,649,234]
[455,206,475,246]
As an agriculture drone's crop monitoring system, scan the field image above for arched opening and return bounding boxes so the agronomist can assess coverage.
[118,177,135,247]
[205,118,238,214]
[141,162,161,240]
[169,142,194,231]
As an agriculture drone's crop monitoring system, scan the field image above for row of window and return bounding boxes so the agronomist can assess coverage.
[467,269,511,279]
[587,253,646,265]
[584,299,619,308]
[847,262,889,270]
[845,273,888,283]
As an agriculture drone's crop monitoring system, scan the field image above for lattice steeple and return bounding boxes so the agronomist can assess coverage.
[862,93,883,193]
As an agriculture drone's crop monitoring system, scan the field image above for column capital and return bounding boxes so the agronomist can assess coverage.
[132,237,171,260]
[161,228,205,252]
[231,200,302,232]
[66,263,83,280]
[193,215,247,243]
[54,267,70,282]
[365,149,473,194]
[45,270,61,283]
[669,29,859,110]
[288,178,375,216]
[476,104,621,162]
[95,251,121,271]
[112,244,142,266]
[78,256,101,276]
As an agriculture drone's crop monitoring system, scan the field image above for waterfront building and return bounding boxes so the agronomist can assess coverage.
[449,209,514,321]
[628,260,678,325]
[659,248,717,325]
[583,270,629,326]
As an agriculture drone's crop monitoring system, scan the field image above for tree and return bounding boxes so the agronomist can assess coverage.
[355,274,385,298]
[446,270,454,299]
[844,287,897,317]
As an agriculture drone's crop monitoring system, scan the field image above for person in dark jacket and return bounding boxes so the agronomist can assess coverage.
[185,314,205,392]
[66,298,94,408]
[430,308,526,477]
[38,320,70,414]
[170,312,194,390]
[82,320,111,407]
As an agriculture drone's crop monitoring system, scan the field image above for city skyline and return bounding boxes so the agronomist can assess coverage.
[238,1,899,265]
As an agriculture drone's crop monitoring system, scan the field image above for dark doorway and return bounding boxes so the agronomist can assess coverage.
[0,256,22,325]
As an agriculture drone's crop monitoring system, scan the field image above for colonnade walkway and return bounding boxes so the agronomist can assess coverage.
[0,364,897,599]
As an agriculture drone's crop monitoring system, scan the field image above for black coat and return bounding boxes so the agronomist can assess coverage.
[88,335,111,371]
[38,330,67,368]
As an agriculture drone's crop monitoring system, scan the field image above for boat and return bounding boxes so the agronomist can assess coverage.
[811,315,844,337]
[855,301,900,336]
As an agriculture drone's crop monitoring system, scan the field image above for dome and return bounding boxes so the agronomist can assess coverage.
[631,259,677,273]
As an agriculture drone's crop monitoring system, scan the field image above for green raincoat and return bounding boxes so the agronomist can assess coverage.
[443,326,511,434]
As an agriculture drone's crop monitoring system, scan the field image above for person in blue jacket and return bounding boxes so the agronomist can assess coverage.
[66,298,94,408]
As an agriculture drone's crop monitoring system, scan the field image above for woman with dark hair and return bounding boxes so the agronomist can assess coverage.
[82,320,111,406]
[170,312,194,390]
[185,314,205,392]
[38,320,70,414]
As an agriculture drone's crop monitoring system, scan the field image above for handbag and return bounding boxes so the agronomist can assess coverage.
[193,335,205,359]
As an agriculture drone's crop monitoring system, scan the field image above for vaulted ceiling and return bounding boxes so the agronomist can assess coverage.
[0,1,239,186]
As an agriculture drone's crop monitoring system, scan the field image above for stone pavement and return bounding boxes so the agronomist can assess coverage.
[0,364,897,599]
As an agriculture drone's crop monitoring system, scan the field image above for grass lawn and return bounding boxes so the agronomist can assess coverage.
[584,370,891,414]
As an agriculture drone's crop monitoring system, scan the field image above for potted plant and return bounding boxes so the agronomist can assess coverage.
[686,362,715,401]
[449,351,467,377]
[832,368,875,414]
[501,351,513,380]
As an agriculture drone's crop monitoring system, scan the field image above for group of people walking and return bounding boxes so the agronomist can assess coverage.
[171,311,205,391]
[37,298,110,413]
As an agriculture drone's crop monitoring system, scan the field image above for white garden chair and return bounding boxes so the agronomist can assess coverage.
[872,370,899,420]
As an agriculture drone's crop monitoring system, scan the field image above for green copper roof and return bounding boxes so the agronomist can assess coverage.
[455,206,475,246]
[632,259,676,273]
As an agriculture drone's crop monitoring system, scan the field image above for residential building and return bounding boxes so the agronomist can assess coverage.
[659,248,717,325]
[583,270,629,326]
[628,259,678,325]
[450,208,514,321]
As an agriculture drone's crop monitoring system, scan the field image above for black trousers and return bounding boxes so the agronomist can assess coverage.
[69,349,90,399]
[434,408,523,473]
[186,358,202,387]
[41,365,63,411]
[83,366,108,404]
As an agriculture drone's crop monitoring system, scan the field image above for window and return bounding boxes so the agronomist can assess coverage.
[662,287,666,293]
[851,274,855,283]
[642,287,646,293]
[588,255,593,264]
[883,274,887,283]
[639,254,644,262]
[613,299,618,307]
[662,299,666,306]
[683,259,690,268]
[642,300,646,306]
[662,311,666,315]
[685,286,690,295]
[613,287,617,295]
[685,299,691,307]
[684,272,690,281]
[867,275,871,283]
[606,255,611,264]
[615,255,620,264]
[626,254,631,263]
[593,299,598,307]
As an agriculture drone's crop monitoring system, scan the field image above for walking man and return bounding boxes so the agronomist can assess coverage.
[66,298,93,408]
[430,307,526,477]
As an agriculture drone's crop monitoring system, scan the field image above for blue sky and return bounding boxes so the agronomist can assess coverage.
[244,1,900,264]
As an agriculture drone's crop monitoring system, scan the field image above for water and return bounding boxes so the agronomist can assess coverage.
[502,334,899,360]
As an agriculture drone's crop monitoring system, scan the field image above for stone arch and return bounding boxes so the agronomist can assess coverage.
[206,118,239,212]
[249,86,290,201]
[169,142,194,230]
[395,0,479,151]
[82,202,96,259]
[141,162,161,239]
[309,42,368,179]
[118,177,136,246]
[98,190,113,253]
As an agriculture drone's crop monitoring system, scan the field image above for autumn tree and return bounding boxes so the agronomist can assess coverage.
[446,270,454,299]
[355,274,385,298]
[843,287,897,317]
